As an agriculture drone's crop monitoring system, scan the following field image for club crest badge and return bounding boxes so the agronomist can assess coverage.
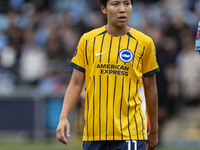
[119,49,134,63]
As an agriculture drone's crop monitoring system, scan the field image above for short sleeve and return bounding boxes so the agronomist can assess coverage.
[70,34,86,73]
[142,39,160,77]
[195,21,200,51]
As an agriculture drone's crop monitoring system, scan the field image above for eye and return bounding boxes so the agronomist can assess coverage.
[111,3,119,6]
[125,2,131,6]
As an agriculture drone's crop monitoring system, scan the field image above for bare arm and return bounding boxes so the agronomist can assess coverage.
[143,74,158,150]
[56,69,85,144]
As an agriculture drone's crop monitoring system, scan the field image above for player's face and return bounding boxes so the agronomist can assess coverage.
[101,0,132,28]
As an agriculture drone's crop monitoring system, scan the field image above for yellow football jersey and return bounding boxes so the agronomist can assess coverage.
[70,26,159,141]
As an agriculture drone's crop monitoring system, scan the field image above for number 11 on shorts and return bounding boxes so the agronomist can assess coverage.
[126,140,137,150]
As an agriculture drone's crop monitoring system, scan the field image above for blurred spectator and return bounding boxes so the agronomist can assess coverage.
[176,29,200,105]
[19,45,47,85]
[45,35,65,60]
[0,46,16,68]
[9,0,24,11]
[19,29,47,85]
[6,22,23,57]
[0,31,8,50]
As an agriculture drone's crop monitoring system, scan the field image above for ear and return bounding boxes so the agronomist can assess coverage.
[100,4,107,15]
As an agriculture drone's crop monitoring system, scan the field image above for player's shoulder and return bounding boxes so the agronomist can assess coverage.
[129,27,154,45]
[82,26,106,39]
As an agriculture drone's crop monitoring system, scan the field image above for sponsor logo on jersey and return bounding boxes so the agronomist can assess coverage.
[119,49,133,63]
[97,64,129,76]
[95,52,106,56]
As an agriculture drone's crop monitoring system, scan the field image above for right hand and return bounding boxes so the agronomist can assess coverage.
[56,118,70,144]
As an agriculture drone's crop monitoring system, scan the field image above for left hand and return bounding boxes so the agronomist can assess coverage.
[147,130,158,150]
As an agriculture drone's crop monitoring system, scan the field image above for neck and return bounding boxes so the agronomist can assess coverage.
[106,24,130,37]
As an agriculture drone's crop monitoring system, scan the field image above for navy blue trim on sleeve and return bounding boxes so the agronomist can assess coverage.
[70,62,85,73]
[98,30,107,36]
[143,68,160,77]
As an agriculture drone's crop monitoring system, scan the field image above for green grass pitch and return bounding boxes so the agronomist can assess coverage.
[0,141,199,150]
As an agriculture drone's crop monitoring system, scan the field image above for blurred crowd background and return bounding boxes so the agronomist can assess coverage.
[0,0,200,147]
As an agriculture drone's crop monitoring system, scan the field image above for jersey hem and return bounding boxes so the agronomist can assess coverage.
[82,136,147,141]
[70,62,85,73]
[143,68,160,77]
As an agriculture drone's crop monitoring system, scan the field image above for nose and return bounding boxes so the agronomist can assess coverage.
[119,4,125,13]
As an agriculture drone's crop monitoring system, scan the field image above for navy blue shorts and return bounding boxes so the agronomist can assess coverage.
[83,140,146,150]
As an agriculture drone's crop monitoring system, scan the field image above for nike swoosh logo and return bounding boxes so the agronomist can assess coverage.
[95,52,106,56]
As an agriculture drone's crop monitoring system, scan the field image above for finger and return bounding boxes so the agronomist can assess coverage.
[60,133,68,144]
[66,123,71,138]
[60,128,68,144]
[56,128,68,144]
[56,128,62,140]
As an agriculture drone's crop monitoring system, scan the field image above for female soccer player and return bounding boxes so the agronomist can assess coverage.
[56,0,159,149]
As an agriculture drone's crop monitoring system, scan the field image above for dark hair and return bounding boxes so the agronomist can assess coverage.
[99,0,135,7]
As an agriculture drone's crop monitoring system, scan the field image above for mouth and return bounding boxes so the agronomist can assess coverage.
[118,16,127,22]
